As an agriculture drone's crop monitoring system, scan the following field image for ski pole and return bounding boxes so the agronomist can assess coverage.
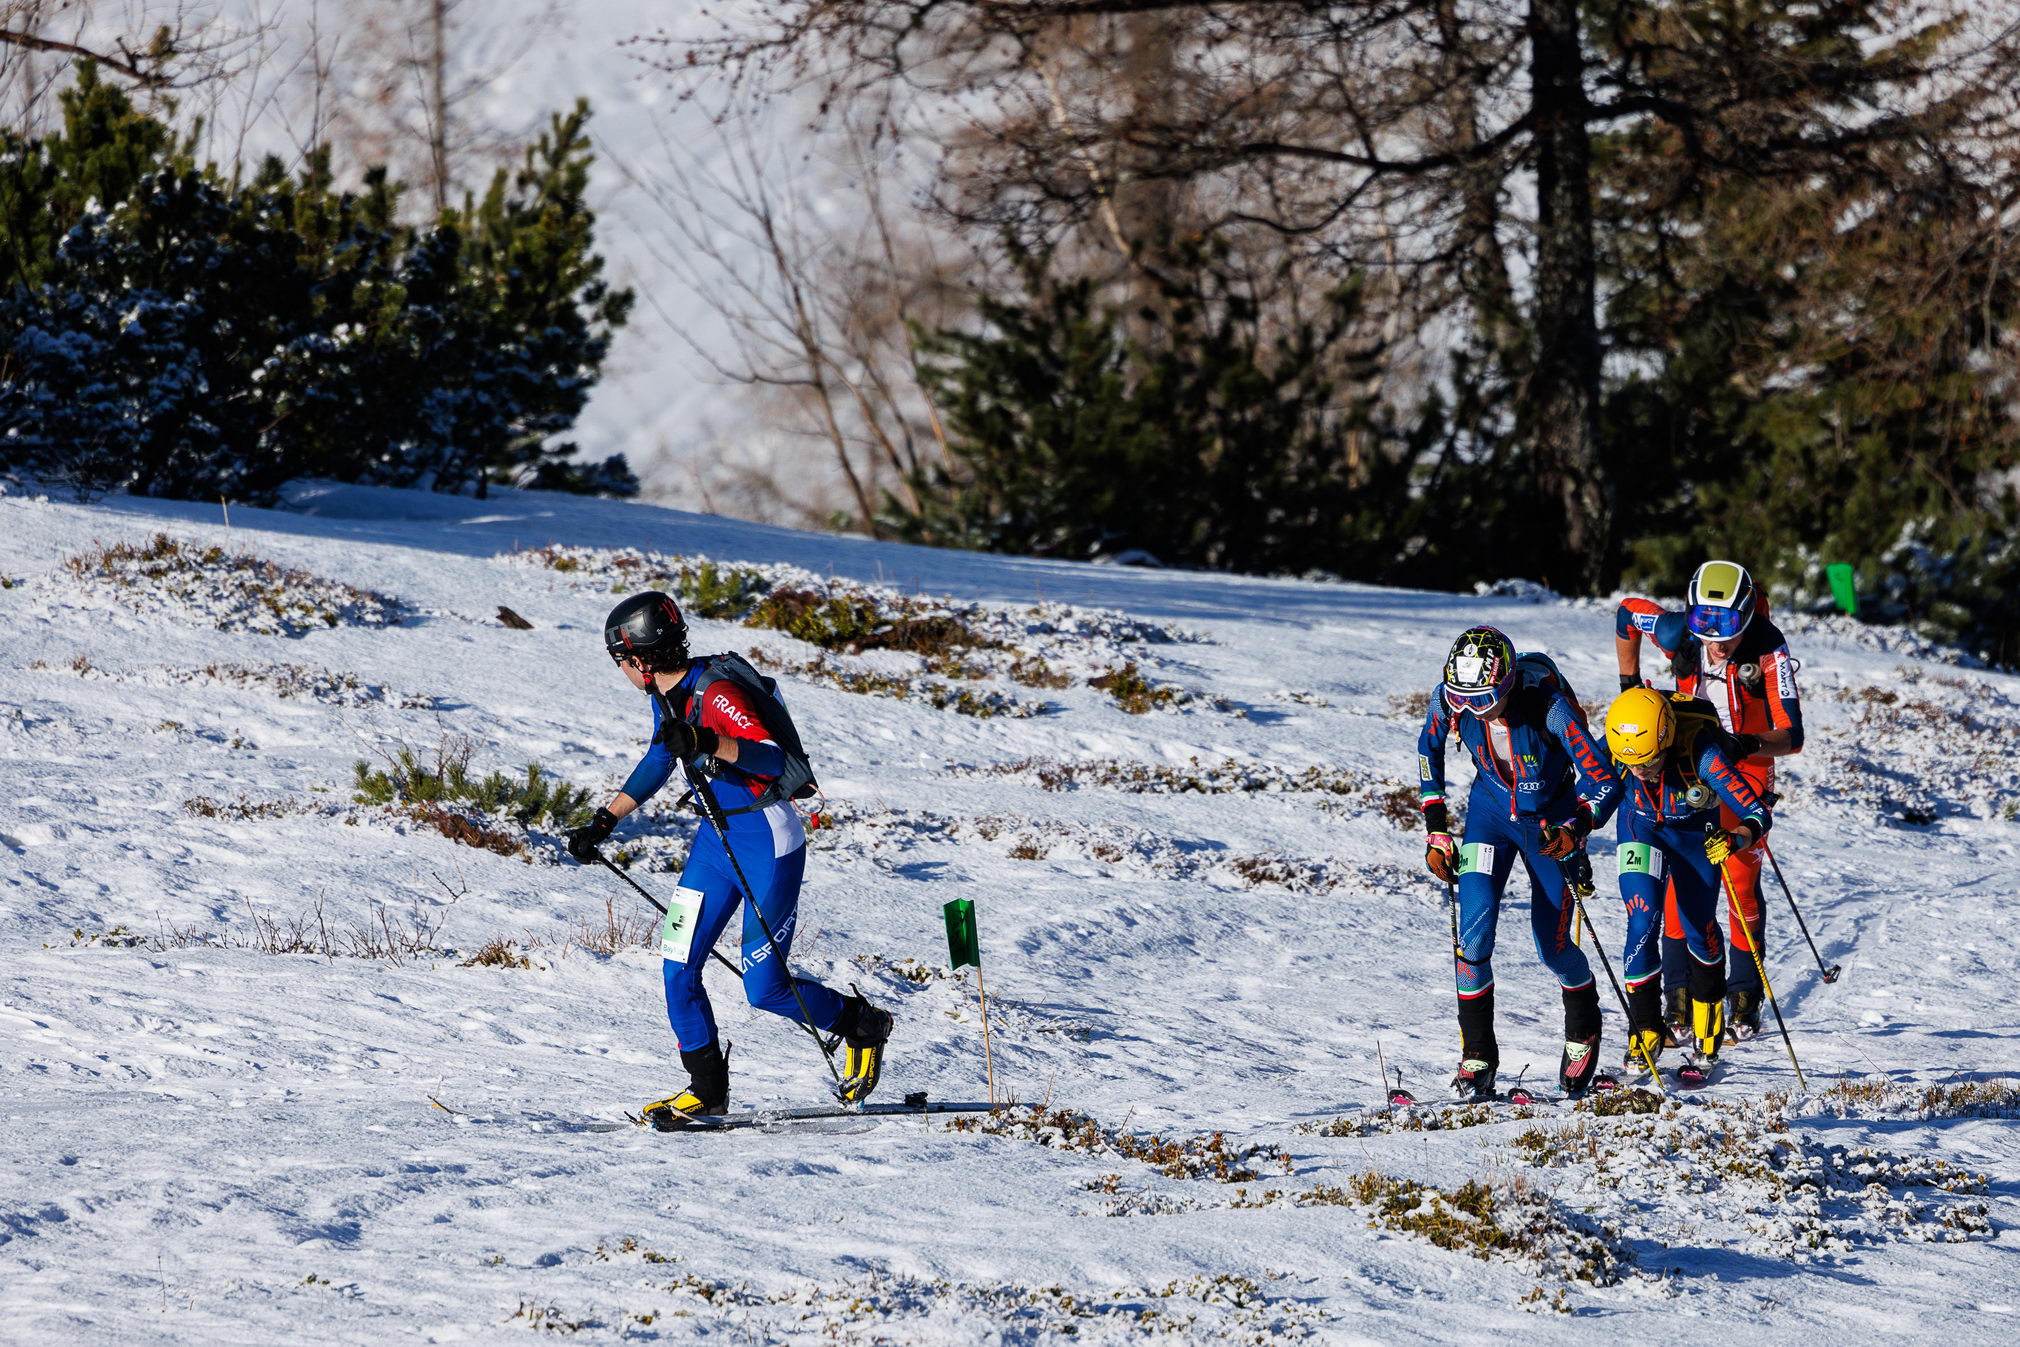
[592,851,741,977]
[1719,854,1807,1090]
[679,759,846,1092]
[1761,840,1841,983]
[1566,855,1666,1093]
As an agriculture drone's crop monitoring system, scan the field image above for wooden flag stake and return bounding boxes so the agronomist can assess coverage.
[944,898,997,1104]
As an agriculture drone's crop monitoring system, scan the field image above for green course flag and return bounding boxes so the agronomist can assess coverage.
[944,898,981,970]
[1826,563,1858,616]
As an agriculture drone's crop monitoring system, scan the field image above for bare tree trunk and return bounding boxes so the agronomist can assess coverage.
[426,0,448,213]
[1527,0,1609,592]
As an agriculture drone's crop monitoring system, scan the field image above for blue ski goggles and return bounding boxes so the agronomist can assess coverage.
[1686,603,1753,641]
[1443,682,1508,716]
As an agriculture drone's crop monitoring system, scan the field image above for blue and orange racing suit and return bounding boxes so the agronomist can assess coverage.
[1616,596,1802,995]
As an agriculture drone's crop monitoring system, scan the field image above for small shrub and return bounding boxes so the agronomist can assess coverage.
[1391,690,1431,720]
[1008,655,1073,688]
[1090,662,1178,714]
[460,937,533,970]
[1376,782,1421,827]
[681,560,769,619]
[353,741,594,831]
[573,899,656,955]
[64,534,407,637]
[948,1104,1292,1183]
[184,794,306,821]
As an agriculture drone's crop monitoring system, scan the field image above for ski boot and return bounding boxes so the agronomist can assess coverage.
[1619,978,1665,1079]
[1663,984,1692,1049]
[1621,1027,1665,1079]
[1557,983,1602,1095]
[1559,1033,1602,1096]
[1677,996,1725,1088]
[836,991,892,1105]
[641,1043,729,1131]
[1450,1058,1498,1101]
[1727,986,1763,1042]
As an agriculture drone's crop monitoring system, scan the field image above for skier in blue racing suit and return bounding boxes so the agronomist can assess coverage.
[1416,626,1620,1099]
[1589,687,1771,1086]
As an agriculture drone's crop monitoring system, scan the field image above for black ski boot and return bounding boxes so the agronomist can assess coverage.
[641,1043,730,1130]
[1622,979,1666,1078]
[1663,984,1691,1049]
[835,992,892,1105]
[1727,986,1764,1041]
[1678,959,1728,1088]
[1558,983,1603,1096]
[1453,988,1498,1100]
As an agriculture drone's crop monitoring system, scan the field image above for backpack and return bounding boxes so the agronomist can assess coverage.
[674,653,818,815]
[1665,693,1733,808]
[1513,650,1583,719]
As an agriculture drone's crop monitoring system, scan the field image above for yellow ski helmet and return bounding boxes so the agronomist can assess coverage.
[1605,687,1675,765]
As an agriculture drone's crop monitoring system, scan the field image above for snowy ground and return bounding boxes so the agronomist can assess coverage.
[2,481,2017,1345]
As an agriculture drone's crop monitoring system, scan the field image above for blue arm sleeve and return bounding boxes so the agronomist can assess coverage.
[727,739,786,780]
[1547,693,1620,824]
[619,694,677,804]
[1652,611,1691,662]
[1417,687,1452,806]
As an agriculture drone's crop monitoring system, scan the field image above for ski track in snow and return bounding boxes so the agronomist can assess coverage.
[2,482,2017,1345]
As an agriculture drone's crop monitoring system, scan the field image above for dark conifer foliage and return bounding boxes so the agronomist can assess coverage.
[0,65,634,503]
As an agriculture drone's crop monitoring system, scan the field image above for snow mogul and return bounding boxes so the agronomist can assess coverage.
[1589,687,1772,1088]
[565,592,891,1127]
[1416,626,1621,1100]
[1614,560,1803,1042]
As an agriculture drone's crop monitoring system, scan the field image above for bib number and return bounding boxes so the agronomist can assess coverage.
[660,887,706,963]
[1458,842,1496,877]
[1617,842,1665,879]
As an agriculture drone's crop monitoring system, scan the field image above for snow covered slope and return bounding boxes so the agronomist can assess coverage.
[2,481,2016,1345]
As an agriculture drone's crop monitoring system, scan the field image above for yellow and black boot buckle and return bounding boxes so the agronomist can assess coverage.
[1691,997,1726,1060]
[640,1088,728,1131]
[1625,1028,1665,1075]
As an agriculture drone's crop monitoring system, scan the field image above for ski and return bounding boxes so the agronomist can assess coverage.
[638,1099,997,1132]
[1387,1073,1619,1110]
[1675,1057,1721,1089]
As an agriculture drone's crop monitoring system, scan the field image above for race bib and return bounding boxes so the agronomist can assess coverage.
[660,887,706,962]
[1617,842,1665,879]
[1458,842,1496,876]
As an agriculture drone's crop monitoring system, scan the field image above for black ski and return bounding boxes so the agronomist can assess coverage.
[640,1099,997,1132]
[1387,1073,1619,1109]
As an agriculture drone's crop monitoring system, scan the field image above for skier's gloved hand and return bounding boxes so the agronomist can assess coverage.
[1539,809,1592,860]
[1727,732,1762,760]
[1425,832,1459,884]
[566,807,619,863]
[1619,673,1643,693]
[1704,821,1759,866]
[656,718,720,761]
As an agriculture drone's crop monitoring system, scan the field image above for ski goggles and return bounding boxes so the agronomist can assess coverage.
[1443,682,1507,716]
[1686,603,1753,641]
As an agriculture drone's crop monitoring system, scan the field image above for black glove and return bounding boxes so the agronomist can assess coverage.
[656,718,720,760]
[1619,673,1643,693]
[1728,732,1762,759]
[566,807,618,863]
[1422,801,1451,835]
[1539,809,1592,860]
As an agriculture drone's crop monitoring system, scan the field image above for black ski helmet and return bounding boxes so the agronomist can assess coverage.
[604,592,689,670]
